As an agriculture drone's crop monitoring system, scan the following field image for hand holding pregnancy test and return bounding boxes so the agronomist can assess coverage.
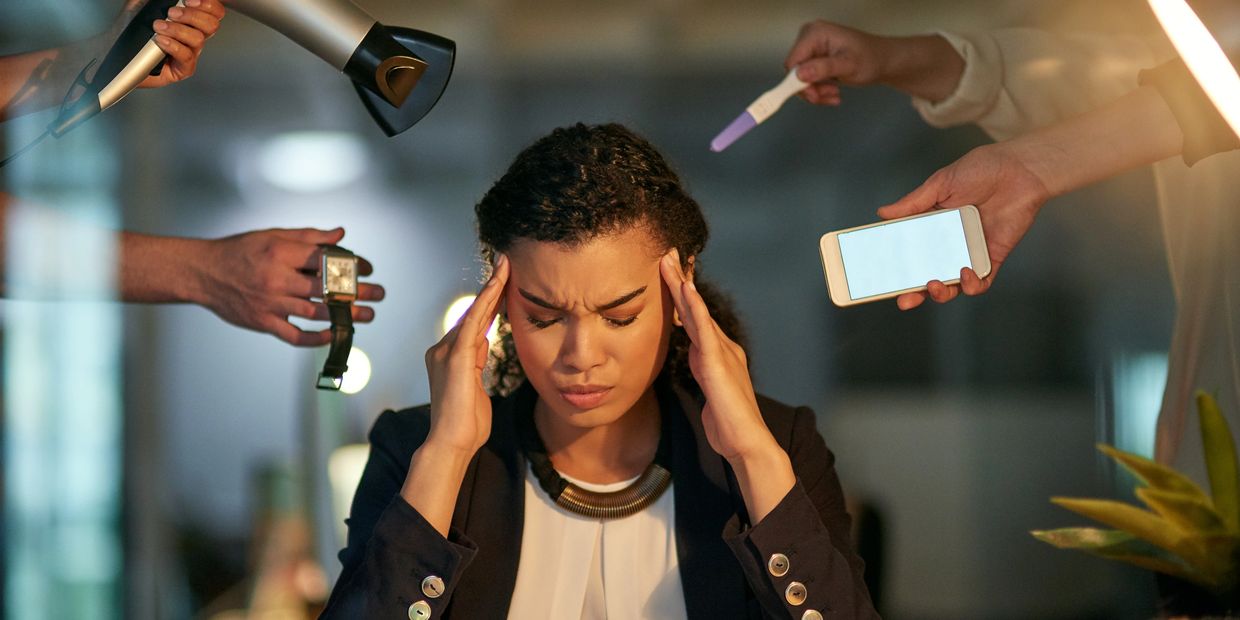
[710,66,809,152]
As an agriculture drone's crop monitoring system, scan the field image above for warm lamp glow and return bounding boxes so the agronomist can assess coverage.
[327,444,370,544]
[339,347,372,395]
[1149,0,1240,139]
[442,295,500,344]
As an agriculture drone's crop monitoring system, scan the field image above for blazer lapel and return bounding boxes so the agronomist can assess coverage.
[668,384,750,619]
[447,387,530,619]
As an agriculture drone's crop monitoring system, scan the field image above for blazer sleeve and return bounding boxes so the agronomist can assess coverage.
[1138,56,1240,166]
[722,406,878,619]
[912,28,1164,142]
[320,409,479,619]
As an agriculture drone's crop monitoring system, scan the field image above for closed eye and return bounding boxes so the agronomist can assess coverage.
[525,315,560,329]
[605,315,638,327]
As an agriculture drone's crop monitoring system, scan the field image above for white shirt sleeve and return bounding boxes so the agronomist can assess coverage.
[912,28,1170,141]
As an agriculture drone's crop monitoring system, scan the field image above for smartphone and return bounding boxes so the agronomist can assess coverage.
[819,205,991,307]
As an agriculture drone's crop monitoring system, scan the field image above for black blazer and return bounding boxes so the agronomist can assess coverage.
[321,381,877,619]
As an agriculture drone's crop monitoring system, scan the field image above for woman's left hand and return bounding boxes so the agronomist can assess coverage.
[660,251,795,521]
[659,250,779,464]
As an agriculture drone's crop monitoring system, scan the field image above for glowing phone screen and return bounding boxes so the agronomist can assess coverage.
[838,209,973,300]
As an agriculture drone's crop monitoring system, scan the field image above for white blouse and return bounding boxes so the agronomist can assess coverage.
[507,463,688,620]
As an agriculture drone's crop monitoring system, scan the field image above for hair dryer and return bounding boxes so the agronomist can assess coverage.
[48,0,455,139]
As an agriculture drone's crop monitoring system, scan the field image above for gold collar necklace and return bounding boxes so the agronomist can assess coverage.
[515,386,673,520]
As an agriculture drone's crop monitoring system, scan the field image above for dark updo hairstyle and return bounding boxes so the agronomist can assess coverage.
[475,123,746,395]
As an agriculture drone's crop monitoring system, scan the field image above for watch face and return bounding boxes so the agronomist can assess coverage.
[324,255,357,296]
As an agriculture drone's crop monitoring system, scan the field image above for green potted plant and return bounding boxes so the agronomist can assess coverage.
[1033,392,1240,615]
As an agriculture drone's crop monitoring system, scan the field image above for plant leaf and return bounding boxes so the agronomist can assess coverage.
[1136,487,1228,535]
[1097,444,1209,501]
[1197,391,1240,533]
[1030,527,1203,584]
[1032,526,1136,549]
[1051,497,1186,557]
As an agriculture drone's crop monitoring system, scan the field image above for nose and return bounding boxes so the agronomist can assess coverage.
[558,320,606,373]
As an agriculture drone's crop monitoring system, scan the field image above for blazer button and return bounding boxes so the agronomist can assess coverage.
[408,600,432,620]
[785,581,807,606]
[802,610,824,620]
[422,575,445,598]
[767,553,790,577]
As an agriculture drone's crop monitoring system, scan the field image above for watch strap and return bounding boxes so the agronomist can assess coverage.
[317,300,355,390]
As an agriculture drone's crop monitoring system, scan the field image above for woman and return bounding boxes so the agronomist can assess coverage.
[321,124,876,619]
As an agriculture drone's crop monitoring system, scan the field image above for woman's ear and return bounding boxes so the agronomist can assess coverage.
[685,254,696,281]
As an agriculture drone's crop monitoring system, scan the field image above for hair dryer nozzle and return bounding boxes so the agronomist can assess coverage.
[349,26,455,137]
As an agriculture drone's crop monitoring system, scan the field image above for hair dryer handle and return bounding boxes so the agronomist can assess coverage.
[94,0,181,92]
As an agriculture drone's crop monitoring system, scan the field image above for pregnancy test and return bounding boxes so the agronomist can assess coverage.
[710,66,809,152]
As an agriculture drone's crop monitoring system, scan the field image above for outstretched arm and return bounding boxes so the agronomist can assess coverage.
[879,83,1185,310]
[120,227,385,346]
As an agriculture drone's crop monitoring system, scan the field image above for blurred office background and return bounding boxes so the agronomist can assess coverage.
[1,0,1179,618]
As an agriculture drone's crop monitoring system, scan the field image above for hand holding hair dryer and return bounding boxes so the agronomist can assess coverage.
[44,0,454,142]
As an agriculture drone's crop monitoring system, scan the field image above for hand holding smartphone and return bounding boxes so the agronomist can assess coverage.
[819,205,991,307]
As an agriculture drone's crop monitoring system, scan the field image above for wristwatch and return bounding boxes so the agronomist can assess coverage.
[317,245,359,390]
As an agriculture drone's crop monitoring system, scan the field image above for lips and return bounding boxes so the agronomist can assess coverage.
[558,385,612,409]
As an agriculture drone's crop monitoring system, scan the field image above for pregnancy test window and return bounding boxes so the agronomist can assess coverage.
[839,210,972,300]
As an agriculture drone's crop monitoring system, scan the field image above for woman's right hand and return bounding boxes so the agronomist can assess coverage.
[423,254,509,457]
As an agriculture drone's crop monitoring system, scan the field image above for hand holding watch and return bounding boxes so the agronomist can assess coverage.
[317,244,360,390]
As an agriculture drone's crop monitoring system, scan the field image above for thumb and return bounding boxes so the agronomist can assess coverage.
[796,55,854,84]
[877,174,943,220]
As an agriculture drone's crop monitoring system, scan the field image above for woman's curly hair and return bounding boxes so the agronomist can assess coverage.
[475,123,745,395]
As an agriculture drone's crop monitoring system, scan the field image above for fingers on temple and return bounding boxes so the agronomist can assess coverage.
[660,251,714,347]
[460,255,507,342]
[659,251,689,319]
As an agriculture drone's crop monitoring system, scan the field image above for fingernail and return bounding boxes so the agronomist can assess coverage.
[155,34,172,46]
[168,7,183,18]
[154,20,169,31]
[797,65,813,81]
[186,0,201,5]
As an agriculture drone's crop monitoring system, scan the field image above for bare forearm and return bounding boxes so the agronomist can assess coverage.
[729,444,797,525]
[0,39,103,121]
[400,442,474,538]
[880,34,965,103]
[118,231,208,304]
[1007,85,1182,198]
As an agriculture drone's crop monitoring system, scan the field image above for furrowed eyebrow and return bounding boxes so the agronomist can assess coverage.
[518,286,647,312]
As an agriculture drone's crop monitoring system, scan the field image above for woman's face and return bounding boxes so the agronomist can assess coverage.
[504,226,677,428]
